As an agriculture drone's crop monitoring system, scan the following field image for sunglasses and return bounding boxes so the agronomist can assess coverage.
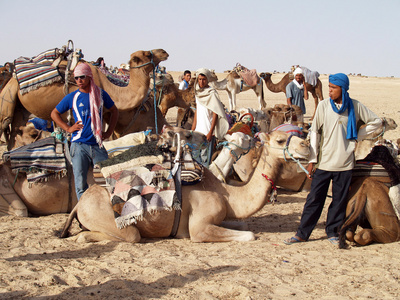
[74,75,86,80]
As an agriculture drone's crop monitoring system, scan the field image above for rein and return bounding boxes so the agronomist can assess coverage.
[130,50,159,134]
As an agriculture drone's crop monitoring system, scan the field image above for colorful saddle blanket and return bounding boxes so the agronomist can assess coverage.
[14,49,62,94]
[96,141,180,228]
[98,66,129,87]
[234,63,260,87]
[2,137,67,185]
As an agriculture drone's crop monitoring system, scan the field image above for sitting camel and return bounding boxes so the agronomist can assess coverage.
[260,71,323,120]
[339,145,400,247]
[210,70,266,111]
[60,130,310,243]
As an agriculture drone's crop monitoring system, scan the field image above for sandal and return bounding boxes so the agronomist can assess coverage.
[328,237,339,245]
[283,236,305,245]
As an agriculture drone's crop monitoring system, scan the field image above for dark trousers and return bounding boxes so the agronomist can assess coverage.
[296,169,352,240]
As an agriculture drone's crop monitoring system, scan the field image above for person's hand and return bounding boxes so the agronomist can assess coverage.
[67,121,83,133]
[306,163,315,179]
[102,131,112,141]
[206,132,213,142]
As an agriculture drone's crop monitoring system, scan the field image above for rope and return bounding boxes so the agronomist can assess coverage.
[126,50,159,134]
[362,118,386,141]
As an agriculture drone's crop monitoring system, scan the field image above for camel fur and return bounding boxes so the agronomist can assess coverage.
[59,130,310,243]
[260,72,323,120]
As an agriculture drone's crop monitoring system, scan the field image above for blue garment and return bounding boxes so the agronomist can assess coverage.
[286,81,306,114]
[28,118,54,132]
[329,73,357,140]
[70,142,108,200]
[55,89,114,145]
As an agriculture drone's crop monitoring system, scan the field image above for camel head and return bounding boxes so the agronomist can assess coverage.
[14,124,53,149]
[129,49,169,71]
[259,72,272,81]
[223,132,255,155]
[0,63,13,92]
[258,131,310,162]
[157,125,207,152]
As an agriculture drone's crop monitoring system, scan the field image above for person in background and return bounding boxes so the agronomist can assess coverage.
[179,70,192,90]
[191,68,228,167]
[284,73,382,247]
[286,67,308,122]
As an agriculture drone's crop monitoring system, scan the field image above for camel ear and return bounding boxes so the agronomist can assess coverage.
[167,130,174,137]
[16,126,24,136]
[183,130,192,139]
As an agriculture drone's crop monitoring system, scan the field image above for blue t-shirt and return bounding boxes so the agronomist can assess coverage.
[286,81,306,114]
[56,89,115,145]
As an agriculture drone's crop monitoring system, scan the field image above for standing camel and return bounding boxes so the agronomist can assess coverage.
[0,49,169,146]
[210,71,266,111]
[59,130,310,243]
[260,72,323,120]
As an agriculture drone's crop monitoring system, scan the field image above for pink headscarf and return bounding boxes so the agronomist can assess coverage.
[74,63,103,146]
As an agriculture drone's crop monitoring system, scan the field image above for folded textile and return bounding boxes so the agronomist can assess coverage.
[300,66,320,87]
[14,49,62,95]
[2,137,67,184]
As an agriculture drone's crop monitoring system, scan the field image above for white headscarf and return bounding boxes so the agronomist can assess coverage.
[292,67,304,89]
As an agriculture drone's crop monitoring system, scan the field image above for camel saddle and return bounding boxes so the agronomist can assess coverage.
[234,63,260,87]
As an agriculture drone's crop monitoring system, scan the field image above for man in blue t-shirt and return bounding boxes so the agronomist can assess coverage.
[51,63,119,200]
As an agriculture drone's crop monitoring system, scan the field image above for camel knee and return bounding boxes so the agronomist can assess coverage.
[354,230,373,246]
[346,230,355,242]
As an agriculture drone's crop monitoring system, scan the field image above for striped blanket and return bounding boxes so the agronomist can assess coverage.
[14,49,62,95]
[2,137,67,185]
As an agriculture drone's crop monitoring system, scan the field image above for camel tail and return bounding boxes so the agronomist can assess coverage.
[338,186,368,249]
[60,204,79,238]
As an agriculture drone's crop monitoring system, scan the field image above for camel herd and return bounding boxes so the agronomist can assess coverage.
[1,46,400,247]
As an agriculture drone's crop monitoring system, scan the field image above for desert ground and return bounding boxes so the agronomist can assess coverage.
[1,71,400,299]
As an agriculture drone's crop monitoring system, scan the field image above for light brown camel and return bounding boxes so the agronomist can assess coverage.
[60,130,310,243]
[0,49,169,145]
[260,72,323,120]
[0,125,206,217]
[210,70,266,111]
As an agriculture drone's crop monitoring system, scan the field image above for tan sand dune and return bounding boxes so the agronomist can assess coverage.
[1,72,400,299]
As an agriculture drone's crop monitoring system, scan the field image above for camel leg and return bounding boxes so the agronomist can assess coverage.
[310,91,318,121]
[354,227,398,245]
[221,220,249,231]
[190,223,255,242]
[73,230,137,243]
[227,91,235,112]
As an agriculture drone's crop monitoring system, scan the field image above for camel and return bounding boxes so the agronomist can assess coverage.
[339,145,400,247]
[210,70,265,111]
[152,75,195,117]
[60,130,310,243]
[0,49,169,145]
[0,125,207,217]
[260,72,323,120]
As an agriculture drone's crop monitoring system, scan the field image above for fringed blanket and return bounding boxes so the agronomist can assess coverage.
[14,49,62,94]
[2,137,67,185]
[108,164,179,229]
[96,141,179,228]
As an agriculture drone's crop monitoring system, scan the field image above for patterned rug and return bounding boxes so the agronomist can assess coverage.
[2,137,67,185]
[14,49,62,94]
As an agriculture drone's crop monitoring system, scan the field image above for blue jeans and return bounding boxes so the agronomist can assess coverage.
[70,142,108,200]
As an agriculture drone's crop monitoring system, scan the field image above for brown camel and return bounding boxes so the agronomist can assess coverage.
[59,130,310,243]
[0,49,169,145]
[339,144,400,247]
[210,70,265,111]
[260,72,323,120]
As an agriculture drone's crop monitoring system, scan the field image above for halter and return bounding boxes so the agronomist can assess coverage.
[363,118,386,141]
[265,134,310,176]
[128,50,159,134]
[216,139,252,162]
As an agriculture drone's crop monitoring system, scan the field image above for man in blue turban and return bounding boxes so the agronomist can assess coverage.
[284,73,382,247]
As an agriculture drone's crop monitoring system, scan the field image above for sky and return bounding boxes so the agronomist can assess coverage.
[1,0,400,77]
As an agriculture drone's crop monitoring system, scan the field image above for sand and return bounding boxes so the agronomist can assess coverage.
[1,72,400,299]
